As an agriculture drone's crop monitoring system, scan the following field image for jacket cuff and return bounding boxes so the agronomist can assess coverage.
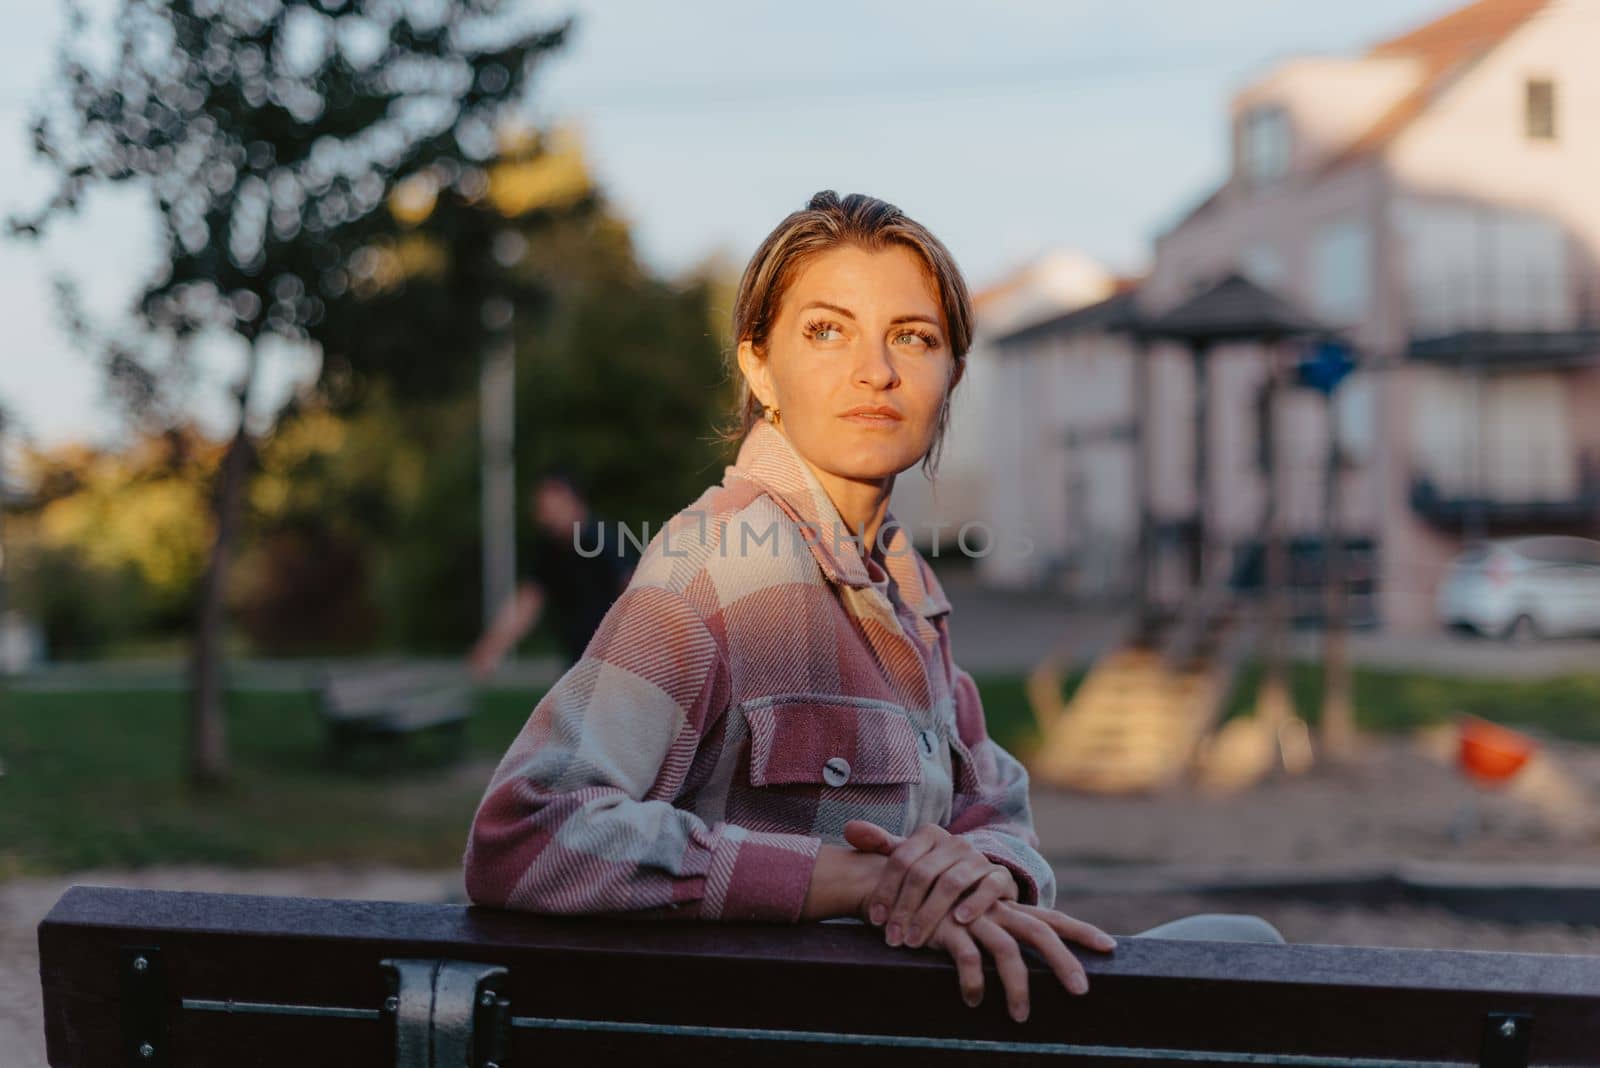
[707,829,822,923]
[962,831,1057,909]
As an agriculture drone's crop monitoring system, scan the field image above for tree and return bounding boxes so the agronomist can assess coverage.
[9,0,572,787]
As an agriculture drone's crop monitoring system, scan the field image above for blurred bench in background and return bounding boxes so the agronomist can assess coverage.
[319,665,471,770]
[37,884,1600,1066]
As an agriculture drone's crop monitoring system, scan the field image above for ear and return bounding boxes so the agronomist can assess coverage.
[737,338,776,410]
[948,356,966,393]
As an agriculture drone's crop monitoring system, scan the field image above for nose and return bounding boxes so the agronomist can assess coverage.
[853,340,899,391]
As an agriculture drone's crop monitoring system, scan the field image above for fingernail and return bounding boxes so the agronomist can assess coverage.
[1098,934,1117,951]
[955,907,971,922]
[870,904,886,925]
[1069,974,1088,995]
[886,922,901,945]
[907,924,921,945]
[1011,1003,1029,1023]
[963,991,980,1008]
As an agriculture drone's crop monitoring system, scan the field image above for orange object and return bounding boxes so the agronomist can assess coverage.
[1457,715,1536,786]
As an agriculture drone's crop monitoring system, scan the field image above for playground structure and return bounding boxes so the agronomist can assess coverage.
[1025,275,1339,796]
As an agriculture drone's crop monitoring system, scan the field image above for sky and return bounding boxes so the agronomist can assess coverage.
[0,0,1459,452]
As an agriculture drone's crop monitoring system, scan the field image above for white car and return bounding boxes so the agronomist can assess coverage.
[1436,536,1600,640]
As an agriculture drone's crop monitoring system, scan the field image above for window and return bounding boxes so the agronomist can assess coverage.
[1395,198,1572,333]
[1310,218,1371,325]
[1240,243,1286,290]
[1525,78,1557,140]
[1240,106,1291,185]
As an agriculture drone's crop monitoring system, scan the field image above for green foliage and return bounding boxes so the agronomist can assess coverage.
[513,247,734,528]
[6,544,153,659]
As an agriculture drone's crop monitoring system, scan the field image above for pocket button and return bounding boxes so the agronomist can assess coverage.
[822,756,851,787]
[919,729,938,757]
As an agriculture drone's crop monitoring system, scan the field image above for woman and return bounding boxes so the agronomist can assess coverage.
[463,190,1281,1024]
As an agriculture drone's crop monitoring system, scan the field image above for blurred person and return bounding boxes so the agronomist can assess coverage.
[467,471,635,678]
[464,191,1282,1024]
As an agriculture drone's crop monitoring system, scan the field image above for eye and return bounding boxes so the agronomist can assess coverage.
[803,317,844,342]
[894,328,940,349]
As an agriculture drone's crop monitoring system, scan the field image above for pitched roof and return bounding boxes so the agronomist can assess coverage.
[1139,273,1326,343]
[1330,0,1552,166]
[992,289,1145,348]
[1169,0,1552,233]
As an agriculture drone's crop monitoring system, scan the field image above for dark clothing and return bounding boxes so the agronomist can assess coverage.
[521,518,634,662]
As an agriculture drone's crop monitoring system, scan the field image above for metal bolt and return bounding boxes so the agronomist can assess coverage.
[138,1042,155,1058]
[383,995,399,1014]
[479,990,496,1008]
[485,1062,500,1068]
[1500,1019,1517,1038]
[132,956,149,973]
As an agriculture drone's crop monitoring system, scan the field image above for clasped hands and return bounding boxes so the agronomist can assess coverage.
[841,819,1116,1023]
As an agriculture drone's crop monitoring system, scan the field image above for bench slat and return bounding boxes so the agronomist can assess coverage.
[36,885,1600,1067]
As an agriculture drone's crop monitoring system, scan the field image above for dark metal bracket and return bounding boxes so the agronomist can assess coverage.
[381,958,510,1068]
[121,945,169,1067]
[1481,1011,1533,1068]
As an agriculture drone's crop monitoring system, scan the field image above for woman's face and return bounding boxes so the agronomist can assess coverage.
[738,243,962,486]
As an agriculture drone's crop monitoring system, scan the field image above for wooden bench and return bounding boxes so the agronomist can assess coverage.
[37,884,1600,1066]
[319,666,471,769]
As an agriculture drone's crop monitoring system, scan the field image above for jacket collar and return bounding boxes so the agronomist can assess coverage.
[726,418,952,619]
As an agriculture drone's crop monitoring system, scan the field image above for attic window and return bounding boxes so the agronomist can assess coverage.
[1241,106,1291,185]
[1525,78,1556,140]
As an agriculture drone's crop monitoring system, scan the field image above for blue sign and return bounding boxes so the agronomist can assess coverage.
[1297,339,1356,395]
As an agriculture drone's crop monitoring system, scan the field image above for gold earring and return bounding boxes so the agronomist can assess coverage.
[762,403,781,425]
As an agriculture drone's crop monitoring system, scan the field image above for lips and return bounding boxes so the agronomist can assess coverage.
[840,405,903,421]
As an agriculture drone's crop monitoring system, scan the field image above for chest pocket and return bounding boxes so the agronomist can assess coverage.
[740,693,924,788]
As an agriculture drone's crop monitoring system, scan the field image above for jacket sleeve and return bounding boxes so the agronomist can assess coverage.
[944,666,1058,909]
[462,583,822,922]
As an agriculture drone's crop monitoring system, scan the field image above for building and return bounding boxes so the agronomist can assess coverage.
[990,0,1600,628]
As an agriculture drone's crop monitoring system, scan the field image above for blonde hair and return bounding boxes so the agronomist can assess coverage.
[722,190,974,478]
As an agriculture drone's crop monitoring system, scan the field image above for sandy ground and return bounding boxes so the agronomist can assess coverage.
[1029,731,1600,875]
[10,735,1600,1067]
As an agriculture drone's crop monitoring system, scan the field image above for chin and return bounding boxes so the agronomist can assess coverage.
[827,441,923,481]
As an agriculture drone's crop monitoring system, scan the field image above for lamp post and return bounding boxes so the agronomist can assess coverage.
[479,296,517,631]
[479,228,531,630]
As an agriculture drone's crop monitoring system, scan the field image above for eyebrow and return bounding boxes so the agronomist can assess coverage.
[799,301,943,330]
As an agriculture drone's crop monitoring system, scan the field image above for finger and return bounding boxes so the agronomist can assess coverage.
[935,917,986,1008]
[953,867,1015,924]
[996,906,1090,997]
[842,819,902,856]
[907,858,993,947]
[1010,903,1118,953]
[889,840,968,946]
[868,826,943,933]
[970,913,1031,1023]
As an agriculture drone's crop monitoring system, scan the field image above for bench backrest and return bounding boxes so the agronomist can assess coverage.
[321,667,468,716]
[38,884,1600,1067]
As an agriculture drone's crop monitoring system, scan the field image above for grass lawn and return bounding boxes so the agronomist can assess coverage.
[1218,662,1600,742]
[2,666,1595,878]
[0,687,549,878]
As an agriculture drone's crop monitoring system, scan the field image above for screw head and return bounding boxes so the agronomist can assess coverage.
[479,990,496,1008]
[485,1062,500,1068]
[138,1041,155,1058]
[383,995,399,1014]
[1500,1019,1518,1038]
[132,956,149,972]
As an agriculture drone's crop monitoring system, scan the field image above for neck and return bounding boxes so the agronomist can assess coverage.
[798,457,894,560]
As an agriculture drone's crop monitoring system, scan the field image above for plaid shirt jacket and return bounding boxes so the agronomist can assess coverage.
[462,418,1057,922]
